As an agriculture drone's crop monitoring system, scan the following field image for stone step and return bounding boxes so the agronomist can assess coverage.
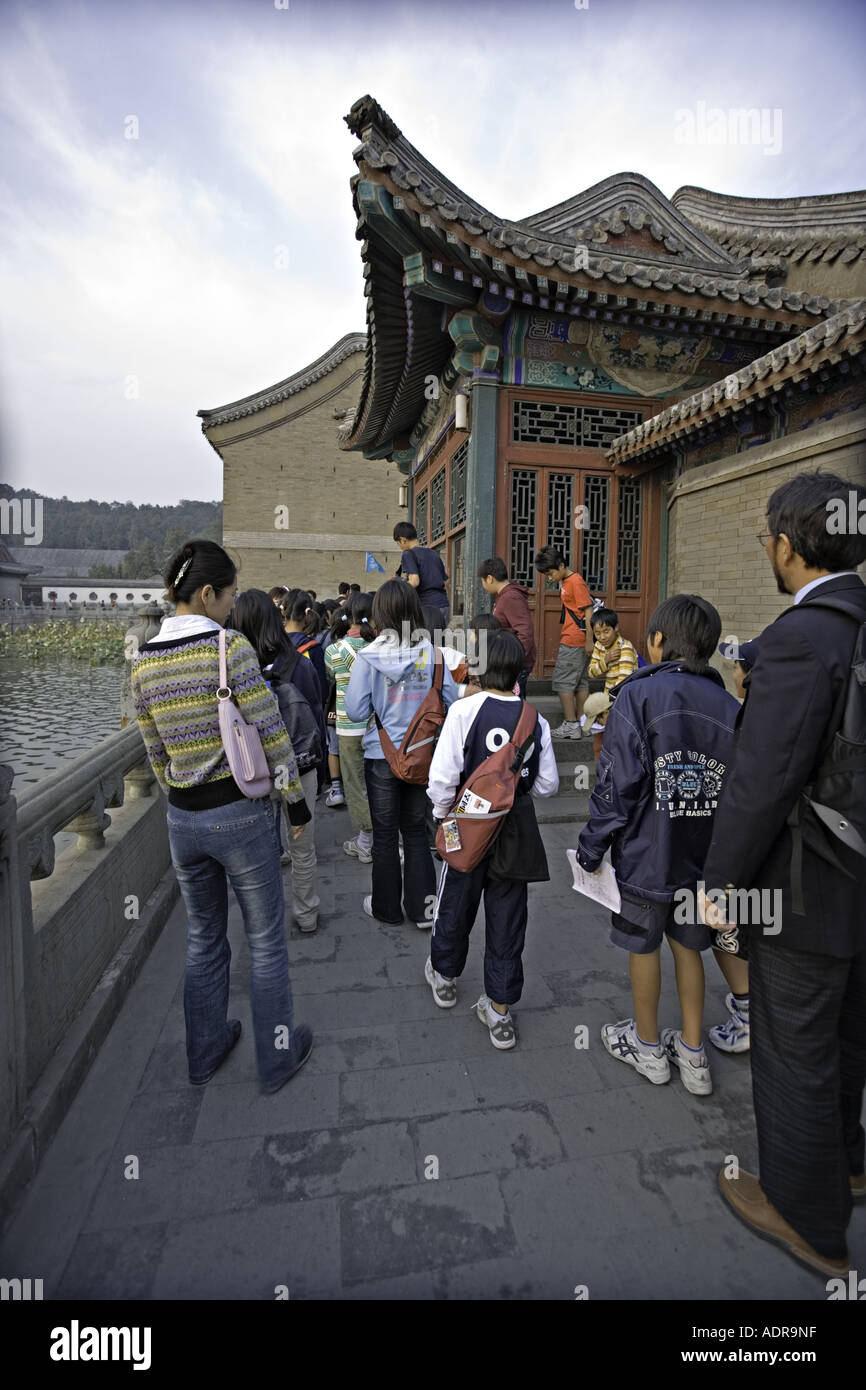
[536,793,591,825]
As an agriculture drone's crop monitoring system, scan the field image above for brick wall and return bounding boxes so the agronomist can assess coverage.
[204,353,406,597]
[666,409,866,692]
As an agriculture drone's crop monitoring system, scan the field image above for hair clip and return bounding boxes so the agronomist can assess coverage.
[173,555,193,586]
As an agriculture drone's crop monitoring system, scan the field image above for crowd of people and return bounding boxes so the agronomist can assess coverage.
[130,471,866,1280]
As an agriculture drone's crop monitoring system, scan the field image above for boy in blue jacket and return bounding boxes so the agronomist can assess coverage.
[576,595,739,1096]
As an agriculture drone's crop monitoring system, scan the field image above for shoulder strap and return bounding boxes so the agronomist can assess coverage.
[432,646,444,691]
[796,596,865,772]
[297,638,316,655]
[784,596,865,915]
[508,701,538,773]
[218,628,229,691]
[278,642,300,682]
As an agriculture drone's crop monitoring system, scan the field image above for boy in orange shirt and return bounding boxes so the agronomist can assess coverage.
[534,546,594,739]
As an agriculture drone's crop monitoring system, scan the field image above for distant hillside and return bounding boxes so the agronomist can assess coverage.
[0,485,221,553]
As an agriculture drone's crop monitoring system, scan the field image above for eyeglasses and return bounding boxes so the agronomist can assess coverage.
[756,532,772,547]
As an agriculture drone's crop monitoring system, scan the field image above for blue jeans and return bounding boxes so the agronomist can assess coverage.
[364,757,434,923]
[166,796,295,1088]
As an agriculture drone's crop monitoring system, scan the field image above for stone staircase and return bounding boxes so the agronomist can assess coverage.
[529,693,596,826]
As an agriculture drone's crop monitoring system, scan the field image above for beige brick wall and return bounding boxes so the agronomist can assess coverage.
[204,353,406,597]
[666,409,866,693]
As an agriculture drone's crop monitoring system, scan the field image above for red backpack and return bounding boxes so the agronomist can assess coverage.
[434,701,538,872]
[374,649,447,785]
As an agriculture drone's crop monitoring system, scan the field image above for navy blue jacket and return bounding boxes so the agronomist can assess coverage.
[702,573,866,957]
[577,661,739,909]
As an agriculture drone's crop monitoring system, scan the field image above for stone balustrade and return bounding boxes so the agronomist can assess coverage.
[0,725,178,1226]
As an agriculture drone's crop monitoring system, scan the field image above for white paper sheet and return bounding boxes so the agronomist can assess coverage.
[566,849,622,913]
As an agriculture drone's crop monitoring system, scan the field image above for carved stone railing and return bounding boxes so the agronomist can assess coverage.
[15,726,154,882]
[1,726,177,1222]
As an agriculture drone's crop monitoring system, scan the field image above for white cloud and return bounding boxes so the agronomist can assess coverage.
[0,0,863,504]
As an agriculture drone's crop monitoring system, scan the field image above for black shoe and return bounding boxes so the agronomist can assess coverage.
[189,1019,242,1085]
[261,1025,314,1095]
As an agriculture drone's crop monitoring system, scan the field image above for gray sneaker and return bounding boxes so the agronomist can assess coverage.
[552,721,581,740]
[425,956,457,1008]
[661,1028,713,1096]
[475,995,516,1049]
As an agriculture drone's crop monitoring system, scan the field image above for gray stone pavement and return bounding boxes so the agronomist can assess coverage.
[2,798,863,1301]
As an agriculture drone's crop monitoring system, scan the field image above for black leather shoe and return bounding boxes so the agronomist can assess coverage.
[261,1025,314,1095]
[189,1019,242,1085]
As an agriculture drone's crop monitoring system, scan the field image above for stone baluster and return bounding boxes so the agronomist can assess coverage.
[120,600,165,728]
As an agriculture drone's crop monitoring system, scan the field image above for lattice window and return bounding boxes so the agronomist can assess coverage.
[546,473,574,569]
[510,469,537,587]
[415,488,428,545]
[512,399,643,448]
[513,399,579,446]
[616,478,642,592]
[580,406,643,448]
[581,475,610,591]
[430,469,446,542]
[449,441,468,529]
[450,532,465,619]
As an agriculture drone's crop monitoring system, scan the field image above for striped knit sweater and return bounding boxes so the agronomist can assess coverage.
[131,627,307,814]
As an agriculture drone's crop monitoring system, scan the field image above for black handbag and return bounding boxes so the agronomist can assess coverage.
[488,792,550,883]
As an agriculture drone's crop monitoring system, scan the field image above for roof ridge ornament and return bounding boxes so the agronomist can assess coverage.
[345,95,402,143]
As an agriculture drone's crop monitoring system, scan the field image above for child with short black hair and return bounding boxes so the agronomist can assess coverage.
[588,607,638,695]
[534,545,594,739]
[576,594,739,1096]
[426,630,559,1048]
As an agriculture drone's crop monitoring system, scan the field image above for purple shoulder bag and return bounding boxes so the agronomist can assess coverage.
[217,629,272,798]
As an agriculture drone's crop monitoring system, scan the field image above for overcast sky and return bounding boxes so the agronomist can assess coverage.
[1,0,864,506]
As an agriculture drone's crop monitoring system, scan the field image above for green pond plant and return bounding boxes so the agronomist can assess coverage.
[0,618,126,666]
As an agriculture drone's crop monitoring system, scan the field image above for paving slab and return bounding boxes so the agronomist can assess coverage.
[2,794,863,1303]
[340,1174,515,1283]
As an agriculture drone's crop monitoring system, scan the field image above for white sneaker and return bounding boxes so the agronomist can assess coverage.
[708,993,750,1053]
[661,1028,713,1095]
[474,995,516,1049]
[325,785,346,808]
[425,956,457,1008]
[343,837,373,864]
[552,721,582,740]
[601,1018,670,1084]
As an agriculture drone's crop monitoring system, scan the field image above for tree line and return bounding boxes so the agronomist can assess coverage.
[0,485,221,578]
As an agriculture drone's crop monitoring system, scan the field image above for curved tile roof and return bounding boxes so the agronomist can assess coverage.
[341,95,856,454]
[608,300,866,464]
[345,95,849,313]
[198,332,366,427]
[671,186,866,269]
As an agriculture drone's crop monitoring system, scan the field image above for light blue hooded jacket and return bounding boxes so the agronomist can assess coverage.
[343,634,458,759]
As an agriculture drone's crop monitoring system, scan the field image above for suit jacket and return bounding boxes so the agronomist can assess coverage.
[702,573,866,957]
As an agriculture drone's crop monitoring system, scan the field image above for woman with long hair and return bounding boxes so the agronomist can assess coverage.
[325,590,376,864]
[229,588,325,934]
[130,541,313,1093]
[344,579,458,927]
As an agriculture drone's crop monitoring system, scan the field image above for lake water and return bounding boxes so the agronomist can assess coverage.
[0,656,123,791]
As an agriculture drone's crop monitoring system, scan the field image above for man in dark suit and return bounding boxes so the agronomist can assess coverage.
[700,470,866,1278]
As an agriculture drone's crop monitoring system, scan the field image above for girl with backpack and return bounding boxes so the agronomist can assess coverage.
[229,589,325,934]
[326,592,376,864]
[344,579,459,928]
[425,630,558,1048]
[280,590,329,706]
[130,541,313,1093]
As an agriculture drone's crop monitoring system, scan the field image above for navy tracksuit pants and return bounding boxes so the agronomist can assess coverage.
[430,855,528,1005]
